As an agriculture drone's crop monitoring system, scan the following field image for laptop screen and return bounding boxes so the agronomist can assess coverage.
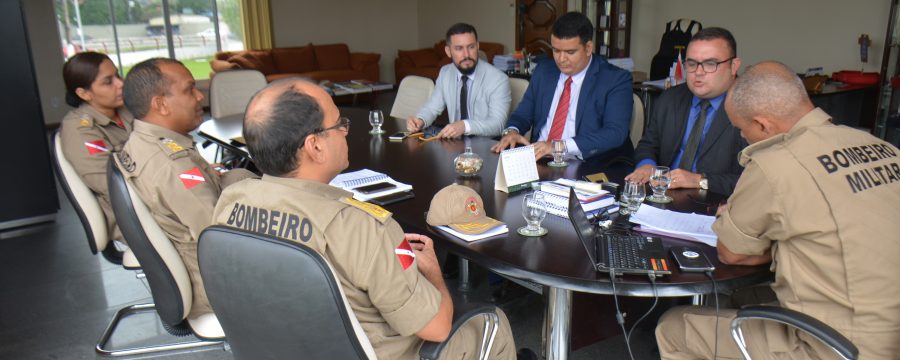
[567,188,599,266]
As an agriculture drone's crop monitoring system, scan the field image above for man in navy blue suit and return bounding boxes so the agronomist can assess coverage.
[491,11,633,160]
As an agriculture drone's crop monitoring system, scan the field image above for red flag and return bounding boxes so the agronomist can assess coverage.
[394,239,416,270]
[84,140,109,155]
[675,52,684,83]
[178,167,206,189]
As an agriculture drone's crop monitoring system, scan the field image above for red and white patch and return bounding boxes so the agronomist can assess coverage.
[178,167,206,189]
[394,239,416,270]
[84,140,109,155]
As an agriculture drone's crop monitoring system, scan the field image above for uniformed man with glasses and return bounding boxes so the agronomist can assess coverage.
[626,27,747,196]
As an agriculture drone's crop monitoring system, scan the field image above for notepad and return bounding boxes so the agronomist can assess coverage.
[329,169,413,202]
[629,205,717,247]
[527,190,618,219]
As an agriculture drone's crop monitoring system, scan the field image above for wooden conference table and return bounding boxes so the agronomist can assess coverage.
[198,107,771,360]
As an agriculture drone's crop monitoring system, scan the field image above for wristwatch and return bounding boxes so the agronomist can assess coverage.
[699,174,709,190]
[501,127,519,137]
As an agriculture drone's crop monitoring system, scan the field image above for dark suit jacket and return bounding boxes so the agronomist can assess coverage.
[633,84,747,195]
[507,57,633,159]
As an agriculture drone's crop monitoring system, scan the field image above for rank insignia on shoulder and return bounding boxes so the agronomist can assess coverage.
[340,197,391,223]
[158,138,187,158]
[115,151,136,173]
[78,115,92,128]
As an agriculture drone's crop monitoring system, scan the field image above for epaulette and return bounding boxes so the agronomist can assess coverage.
[339,197,391,223]
[157,137,189,159]
[77,114,93,129]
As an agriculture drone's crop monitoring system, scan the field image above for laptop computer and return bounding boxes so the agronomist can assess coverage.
[567,188,671,276]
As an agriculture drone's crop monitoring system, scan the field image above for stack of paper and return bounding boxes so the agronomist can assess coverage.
[607,57,634,72]
[526,179,618,219]
[629,205,717,247]
[492,54,517,71]
[436,224,509,242]
[329,169,413,202]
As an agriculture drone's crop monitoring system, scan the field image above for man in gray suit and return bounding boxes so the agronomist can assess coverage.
[626,27,746,195]
[407,23,511,138]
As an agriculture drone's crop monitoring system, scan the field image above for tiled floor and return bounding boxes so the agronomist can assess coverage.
[0,108,661,358]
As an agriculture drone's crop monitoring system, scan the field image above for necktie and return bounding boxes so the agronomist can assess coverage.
[459,75,469,120]
[547,76,572,141]
[679,100,711,171]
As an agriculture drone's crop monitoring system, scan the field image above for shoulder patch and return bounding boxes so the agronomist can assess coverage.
[115,151,136,173]
[157,137,188,158]
[340,197,392,223]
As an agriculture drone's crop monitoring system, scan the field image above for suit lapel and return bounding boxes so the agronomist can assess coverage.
[574,58,600,129]
[666,87,693,165]
[697,105,729,159]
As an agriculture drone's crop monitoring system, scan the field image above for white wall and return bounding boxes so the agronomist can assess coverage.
[270,0,420,83]
[23,0,68,126]
[631,0,891,75]
[416,0,516,53]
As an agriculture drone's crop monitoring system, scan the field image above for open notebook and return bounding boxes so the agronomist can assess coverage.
[329,169,413,202]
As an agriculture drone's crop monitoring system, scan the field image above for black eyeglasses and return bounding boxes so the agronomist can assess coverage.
[313,117,351,134]
[684,57,734,73]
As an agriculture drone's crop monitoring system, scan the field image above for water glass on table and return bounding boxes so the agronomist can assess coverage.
[548,139,568,167]
[518,192,548,236]
[648,166,673,203]
[620,181,646,215]
[368,110,385,134]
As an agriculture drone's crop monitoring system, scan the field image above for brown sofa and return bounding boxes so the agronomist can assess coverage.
[211,43,381,83]
[394,41,504,83]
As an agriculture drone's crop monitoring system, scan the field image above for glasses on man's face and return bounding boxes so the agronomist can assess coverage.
[684,57,734,73]
[314,117,351,134]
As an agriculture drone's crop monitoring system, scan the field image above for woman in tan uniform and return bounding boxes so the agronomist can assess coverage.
[59,52,134,253]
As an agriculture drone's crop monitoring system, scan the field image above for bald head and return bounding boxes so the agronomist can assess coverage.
[727,61,813,124]
[243,78,328,176]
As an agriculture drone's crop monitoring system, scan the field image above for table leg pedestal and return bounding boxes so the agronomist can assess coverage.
[543,287,572,360]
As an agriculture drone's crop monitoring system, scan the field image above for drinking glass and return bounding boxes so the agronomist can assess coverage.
[548,139,568,167]
[518,192,548,236]
[648,166,673,203]
[619,181,645,215]
[368,110,385,134]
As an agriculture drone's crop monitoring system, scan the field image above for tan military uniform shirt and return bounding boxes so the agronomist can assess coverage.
[714,108,900,358]
[117,119,255,319]
[212,175,442,360]
[59,104,134,241]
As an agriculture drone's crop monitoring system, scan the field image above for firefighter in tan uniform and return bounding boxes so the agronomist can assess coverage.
[116,58,255,319]
[211,78,519,359]
[59,52,135,242]
[655,62,900,359]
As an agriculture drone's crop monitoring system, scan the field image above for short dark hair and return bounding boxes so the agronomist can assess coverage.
[446,23,478,43]
[62,52,111,107]
[690,27,737,58]
[122,58,181,119]
[243,83,324,177]
[552,12,593,45]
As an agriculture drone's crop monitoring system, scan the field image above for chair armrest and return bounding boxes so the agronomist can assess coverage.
[732,305,858,360]
[418,302,499,360]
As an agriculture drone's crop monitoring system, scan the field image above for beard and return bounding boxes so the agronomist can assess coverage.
[455,58,477,75]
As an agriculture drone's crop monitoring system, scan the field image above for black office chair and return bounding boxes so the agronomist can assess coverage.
[198,225,503,360]
[730,305,859,360]
[50,130,135,267]
[102,158,225,356]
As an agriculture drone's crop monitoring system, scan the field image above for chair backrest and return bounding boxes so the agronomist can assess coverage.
[509,78,529,113]
[107,158,193,326]
[390,75,435,129]
[198,226,376,360]
[630,93,645,147]
[50,131,108,255]
[209,70,267,119]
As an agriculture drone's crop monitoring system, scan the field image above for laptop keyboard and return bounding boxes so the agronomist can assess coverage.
[604,233,661,271]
